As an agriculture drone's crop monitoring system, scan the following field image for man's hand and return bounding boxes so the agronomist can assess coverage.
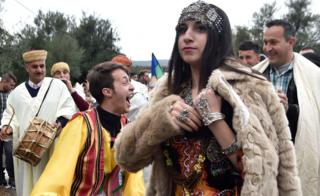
[0,125,13,140]
[61,78,74,93]
[53,122,63,138]
[277,90,289,112]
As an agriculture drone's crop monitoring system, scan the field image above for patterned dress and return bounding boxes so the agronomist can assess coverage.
[162,87,243,196]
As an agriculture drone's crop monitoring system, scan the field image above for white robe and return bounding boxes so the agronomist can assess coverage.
[1,77,77,196]
[127,80,149,122]
[254,53,320,196]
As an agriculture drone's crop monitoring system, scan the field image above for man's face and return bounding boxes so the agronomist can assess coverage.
[263,25,295,66]
[2,79,15,92]
[108,69,134,114]
[53,68,70,80]
[25,60,46,84]
[130,74,138,81]
[9,80,16,90]
[141,73,150,84]
[239,50,260,67]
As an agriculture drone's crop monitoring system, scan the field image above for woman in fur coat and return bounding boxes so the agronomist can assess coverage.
[115,1,301,195]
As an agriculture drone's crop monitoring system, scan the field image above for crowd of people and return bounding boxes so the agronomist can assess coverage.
[0,1,319,196]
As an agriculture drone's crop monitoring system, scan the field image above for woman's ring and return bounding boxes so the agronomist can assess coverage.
[176,108,189,122]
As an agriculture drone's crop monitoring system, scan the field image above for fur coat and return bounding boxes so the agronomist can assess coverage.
[115,60,302,196]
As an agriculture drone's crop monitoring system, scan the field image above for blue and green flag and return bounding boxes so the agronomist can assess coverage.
[151,53,164,79]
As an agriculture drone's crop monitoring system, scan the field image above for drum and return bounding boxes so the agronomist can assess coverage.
[14,117,57,166]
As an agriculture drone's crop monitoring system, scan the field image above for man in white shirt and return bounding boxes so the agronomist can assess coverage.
[0,49,77,196]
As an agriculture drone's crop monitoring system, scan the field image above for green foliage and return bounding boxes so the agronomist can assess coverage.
[233,26,251,52]
[283,0,320,51]
[72,13,120,71]
[46,33,83,80]
[233,0,320,54]
[0,27,27,82]
[233,2,277,51]
[34,11,76,37]
[250,2,277,44]
[0,10,120,83]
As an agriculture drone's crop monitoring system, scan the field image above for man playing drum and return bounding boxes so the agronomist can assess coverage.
[0,49,77,196]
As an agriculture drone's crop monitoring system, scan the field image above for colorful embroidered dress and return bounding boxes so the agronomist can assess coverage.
[164,135,242,196]
[162,88,243,196]
[31,108,144,196]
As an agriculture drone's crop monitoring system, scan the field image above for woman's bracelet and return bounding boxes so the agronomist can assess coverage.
[203,112,225,126]
[221,139,241,156]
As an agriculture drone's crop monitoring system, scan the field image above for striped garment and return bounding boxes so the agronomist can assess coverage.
[0,91,9,120]
[70,108,105,195]
[70,108,126,196]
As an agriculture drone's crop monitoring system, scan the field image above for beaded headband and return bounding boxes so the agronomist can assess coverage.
[178,0,224,33]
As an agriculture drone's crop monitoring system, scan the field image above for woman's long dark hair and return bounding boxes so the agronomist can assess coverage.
[167,4,234,94]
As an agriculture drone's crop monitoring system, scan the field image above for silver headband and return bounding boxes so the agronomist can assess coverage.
[178,1,223,33]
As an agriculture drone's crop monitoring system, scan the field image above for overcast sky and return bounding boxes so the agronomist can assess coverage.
[1,0,320,60]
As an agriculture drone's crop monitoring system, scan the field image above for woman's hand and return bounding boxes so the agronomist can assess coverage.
[194,88,240,165]
[194,88,222,117]
[169,97,202,132]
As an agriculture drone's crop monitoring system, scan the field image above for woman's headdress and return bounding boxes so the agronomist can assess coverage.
[178,1,223,33]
